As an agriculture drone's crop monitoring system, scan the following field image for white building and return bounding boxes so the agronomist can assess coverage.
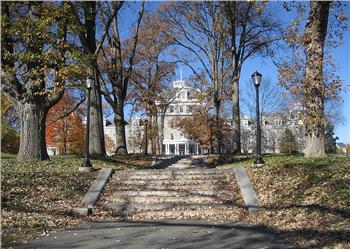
[103,79,203,155]
[157,80,202,155]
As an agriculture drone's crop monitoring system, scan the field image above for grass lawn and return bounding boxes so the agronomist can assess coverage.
[1,153,349,248]
[215,154,350,248]
[0,154,157,248]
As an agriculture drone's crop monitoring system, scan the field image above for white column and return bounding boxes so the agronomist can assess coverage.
[196,143,199,155]
[175,144,179,155]
[185,144,188,155]
[166,144,169,155]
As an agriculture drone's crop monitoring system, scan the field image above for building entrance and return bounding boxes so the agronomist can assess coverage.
[179,144,185,155]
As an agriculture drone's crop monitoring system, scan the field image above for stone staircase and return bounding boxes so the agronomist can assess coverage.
[98,160,246,220]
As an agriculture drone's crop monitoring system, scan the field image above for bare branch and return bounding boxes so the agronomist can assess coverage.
[46,97,86,127]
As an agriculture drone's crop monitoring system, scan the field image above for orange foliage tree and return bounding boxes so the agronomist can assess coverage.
[46,93,85,155]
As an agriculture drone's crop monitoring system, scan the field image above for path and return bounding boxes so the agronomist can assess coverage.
[18,156,294,248]
[98,156,245,220]
[19,221,295,249]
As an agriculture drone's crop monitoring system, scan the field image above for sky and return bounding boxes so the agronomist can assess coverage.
[113,1,350,144]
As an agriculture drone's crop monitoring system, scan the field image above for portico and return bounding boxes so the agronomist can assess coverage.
[163,141,200,155]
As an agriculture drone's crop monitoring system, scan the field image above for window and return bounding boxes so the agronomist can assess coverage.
[188,106,192,113]
[171,133,174,140]
[275,120,282,126]
[170,106,174,113]
[180,106,183,113]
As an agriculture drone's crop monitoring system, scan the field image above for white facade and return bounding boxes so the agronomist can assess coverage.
[47,146,59,156]
[103,79,203,155]
[239,104,306,154]
[158,80,202,155]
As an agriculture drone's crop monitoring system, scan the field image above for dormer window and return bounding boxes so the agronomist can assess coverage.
[275,120,282,126]
[171,133,174,140]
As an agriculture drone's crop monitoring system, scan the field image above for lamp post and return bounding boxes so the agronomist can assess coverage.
[79,77,95,172]
[209,119,214,154]
[144,119,149,155]
[251,71,265,167]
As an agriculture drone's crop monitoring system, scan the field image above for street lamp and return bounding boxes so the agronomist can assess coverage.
[252,71,265,167]
[209,119,214,154]
[144,119,149,155]
[79,76,95,172]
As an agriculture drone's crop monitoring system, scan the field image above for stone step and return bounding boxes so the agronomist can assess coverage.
[108,185,234,191]
[114,171,228,177]
[109,208,237,218]
[102,202,236,212]
[114,169,229,176]
[168,164,204,168]
[111,179,229,186]
[105,195,232,204]
[109,190,234,197]
[111,174,228,181]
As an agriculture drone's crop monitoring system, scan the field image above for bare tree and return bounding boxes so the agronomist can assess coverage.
[242,78,286,118]
[99,2,145,154]
[130,13,177,154]
[158,2,232,153]
[224,1,282,154]
[156,88,180,154]
[69,1,122,157]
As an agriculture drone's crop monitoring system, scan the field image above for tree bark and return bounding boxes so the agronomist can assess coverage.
[17,103,49,161]
[153,113,160,155]
[159,109,166,154]
[74,2,106,157]
[214,98,222,154]
[303,1,329,157]
[114,100,128,154]
[231,77,241,154]
[89,64,106,156]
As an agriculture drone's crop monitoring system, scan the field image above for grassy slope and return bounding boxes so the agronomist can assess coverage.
[0,154,157,248]
[1,156,95,248]
[217,154,350,248]
[2,154,349,248]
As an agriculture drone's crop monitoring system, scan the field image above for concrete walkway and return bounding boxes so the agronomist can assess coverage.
[18,220,295,249]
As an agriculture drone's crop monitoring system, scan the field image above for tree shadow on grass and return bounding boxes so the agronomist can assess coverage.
[210,154,253,166]
[263,203,350,219]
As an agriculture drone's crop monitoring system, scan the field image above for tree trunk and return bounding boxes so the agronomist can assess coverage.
[303,1,329,157]
[17,103,49,161]
[159,110,166,154]
[231,78,241,154]
[88,65,106,156]
[114,100,127,154]
[84,2,106,157]
[214,99,222,154]
[153,113,160,155]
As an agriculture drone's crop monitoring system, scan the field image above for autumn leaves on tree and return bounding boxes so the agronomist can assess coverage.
[1,2,84,160]
[1,1,347,160]
[46,93,85,155]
